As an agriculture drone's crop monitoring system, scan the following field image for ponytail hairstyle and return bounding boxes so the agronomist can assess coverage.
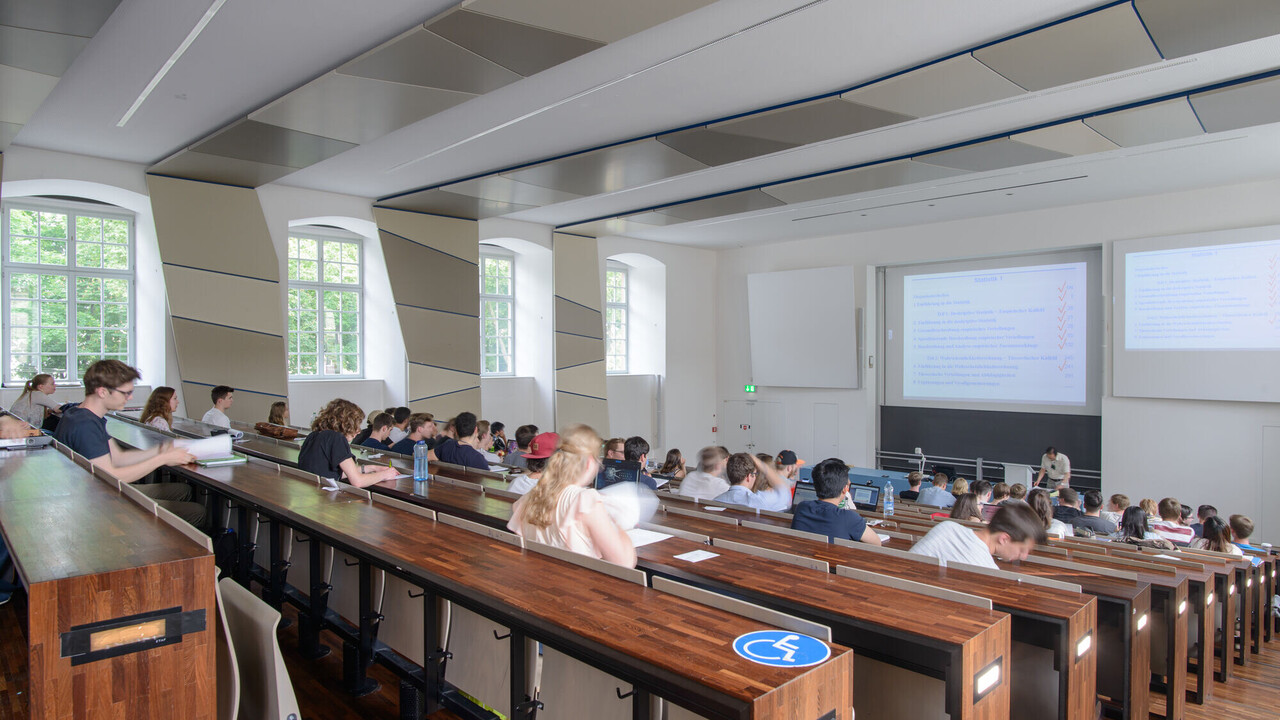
[520,424,602,529]
[140,386,176,426]
[17,373,54,404]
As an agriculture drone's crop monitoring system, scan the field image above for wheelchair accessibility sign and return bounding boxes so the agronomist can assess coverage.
[732,631,830,667]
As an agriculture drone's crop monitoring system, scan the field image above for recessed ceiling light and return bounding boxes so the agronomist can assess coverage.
[117,0,229,127]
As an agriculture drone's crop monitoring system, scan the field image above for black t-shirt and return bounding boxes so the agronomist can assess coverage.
[53,406,111,460]
[298,429,354,484]
[1053,505,1082,523]
[790,500,869,542]
[899,489,920,501]
[425,434,450,451]
[389,437,419,455]
[359,437,390,451]
[1072,514,1117,535]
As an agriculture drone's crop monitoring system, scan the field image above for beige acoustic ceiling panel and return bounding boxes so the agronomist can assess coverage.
[915,138,1069,173]
[1010,121,1120,156]
[505,139,708,197]
[373,208,480,418]
[377,188,541,220]
[147,175,287,424]
[153,119,357,188]
[428,9,604,76]
[842,54,1025,118]
[710,97,914,147]
[557,214,667,238]
[655,127,798,166]
[764,160,966,204]
[1189,75,1280,133]
[553,232,607,434]
[1084,98,1205,147]
[463,0,717,44]
[1134,0,1280,59]
[651,189,785,223]
[973,3,1161,91]
[339,24,522,93]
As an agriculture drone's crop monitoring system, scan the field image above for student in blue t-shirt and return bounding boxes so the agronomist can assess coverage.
[433,412,489,470]
[358,412,394,450]
[389,413,437,456]
[1229,514,1266,566]
[790,458,882,545]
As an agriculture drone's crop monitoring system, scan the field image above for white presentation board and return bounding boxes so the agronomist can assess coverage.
[1114,225,1280,402]
[747,266,859,388]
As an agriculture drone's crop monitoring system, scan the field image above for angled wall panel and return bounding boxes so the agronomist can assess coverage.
[553,233,608,434]
[146,175,287,424]
[374,208,481,419]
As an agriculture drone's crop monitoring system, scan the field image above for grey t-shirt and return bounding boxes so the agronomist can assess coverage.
[909,521,996,569]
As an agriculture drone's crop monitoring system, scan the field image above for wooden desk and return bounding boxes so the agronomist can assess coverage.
[0,447,216,720]
[105,419,853,720]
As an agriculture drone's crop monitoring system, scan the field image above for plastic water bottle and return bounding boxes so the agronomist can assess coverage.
[413,441,429,495]
[883,480,895,516]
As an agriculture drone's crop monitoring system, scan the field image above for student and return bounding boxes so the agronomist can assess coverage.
[298,399,399,489]
[774,450,801,486]
[675,446,730,501]
[1029,489,1073,538]
[433,412,488,470]
[1191,516,1242,556]
[910,503,1047,569]
[1192,505,1217,538]
[917,472,955,509]
[1008,483,1027,502]
[476,421,504,464]
[1228,514,1265,565]
[1072,490,1118,535]
[713,453,791,511]
[1151,497,1195,545]
[622,436,659,490]
[950,477,969,497]
[1035,445,1071,487]
[983,482,1010,520]
[507,425,636,568]
[657,448,687,480]
[352,410,377,445]
[1053,487,1083,524]
[53,360,206,526]
[389,413,436,456]
[1101,494,1129,528]
[1139,498,1159,526]
[949,493,985,523]
[509,432,557,495]
[9,373,62,427]
[970,480,992,506]
[427,417,456,451]
[790,457,881,544]
[267,401,289,426]
[358,412,394,450]
[202,385,233,428]
[604,437,625,460]
[140,386,179,432]
[506,424,537,469]
[488,421,508,454]
[386,407,412,444]
[899,471,924,501]
[1114,506,1175,549]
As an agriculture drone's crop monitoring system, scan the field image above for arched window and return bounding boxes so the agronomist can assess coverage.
[479,246,515,376]
[286,227,363,377]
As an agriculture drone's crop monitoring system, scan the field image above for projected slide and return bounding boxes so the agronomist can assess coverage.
[1125,238,1280,350]
[903,263,1087,404]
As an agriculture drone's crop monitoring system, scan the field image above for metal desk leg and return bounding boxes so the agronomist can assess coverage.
[510,630,540,720]
[266,519,288,610]
[343,559,380,696]
[298,536,331,660]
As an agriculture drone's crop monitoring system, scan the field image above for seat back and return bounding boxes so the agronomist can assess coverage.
[218,578,302,720]
[213,569,240,720]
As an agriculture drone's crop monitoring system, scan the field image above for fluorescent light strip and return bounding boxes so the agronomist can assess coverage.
[386,0,833,172]
[117,0,230,127]
[1075,632,1092,659]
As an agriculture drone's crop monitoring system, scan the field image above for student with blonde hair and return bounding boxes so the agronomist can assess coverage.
[140,386,179,432]
[299,399,399,489]
[9,373,61,427]
[508,425,636,567]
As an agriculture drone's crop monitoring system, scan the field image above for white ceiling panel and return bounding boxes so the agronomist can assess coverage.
[0,63,59,126]
[1011,120,1119,155]
[841,54,1024,117]
[764,159,964,204]
[1084,98,1204,147]
[1190,76,1280,133]
[973,4,1161,91]
[463,0,718,43]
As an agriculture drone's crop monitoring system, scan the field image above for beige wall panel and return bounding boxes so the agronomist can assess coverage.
[182,382,279,426]
[397,305,479,373]
[553,295,603,339]
[146,175,280,281]
[162,264,284,337]
[171,317,287,400]
[555,391,609,436]
[555,333,605,369]
[411,387,481,420]
[409,362,480,399]
[555,362,607,399]
[379,230,480,316]
[373,207,479,265]
[552,233,602,310]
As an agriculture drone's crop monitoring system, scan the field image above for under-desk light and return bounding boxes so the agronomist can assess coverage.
[117,0,229,127]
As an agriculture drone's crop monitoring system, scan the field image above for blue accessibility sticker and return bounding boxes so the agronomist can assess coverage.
[732,630,831,668]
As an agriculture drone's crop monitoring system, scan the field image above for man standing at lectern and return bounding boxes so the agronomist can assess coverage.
[1035,446,1071,487]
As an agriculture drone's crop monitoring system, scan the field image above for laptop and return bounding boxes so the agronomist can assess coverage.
[790,481,819,509]
[595,458,643,490]
[849,484,881,512]
[0,434,54,451]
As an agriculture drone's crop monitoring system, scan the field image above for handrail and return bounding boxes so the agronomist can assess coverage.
[875,449,1101,490]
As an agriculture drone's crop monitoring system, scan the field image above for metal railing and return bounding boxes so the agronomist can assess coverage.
[875,450,1101,490]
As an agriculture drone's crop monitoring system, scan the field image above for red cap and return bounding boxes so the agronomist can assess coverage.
[524,432,560,460]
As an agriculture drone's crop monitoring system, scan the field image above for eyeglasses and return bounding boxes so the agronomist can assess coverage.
[108,386,135,398]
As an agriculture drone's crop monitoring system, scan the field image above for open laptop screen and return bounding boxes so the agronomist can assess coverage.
[595,458,643,490]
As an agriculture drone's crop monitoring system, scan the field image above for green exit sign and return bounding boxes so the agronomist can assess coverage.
[744,384,756,393]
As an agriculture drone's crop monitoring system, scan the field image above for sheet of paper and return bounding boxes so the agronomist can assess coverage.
[176,434,232,460]
[673,550,719,563]
[703,506,726,512]
[653,476,669,488]
[626,528,672,547]
[877,534,892,544]
[390,473,412,480]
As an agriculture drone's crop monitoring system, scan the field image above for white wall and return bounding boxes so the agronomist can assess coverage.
[715,178,1280,537]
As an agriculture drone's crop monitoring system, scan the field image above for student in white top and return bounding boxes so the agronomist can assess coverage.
[909,502,1047,569]
[386,407,411,444]
[714,452,792,511]
[139,386,179,432]
[508,432,557,495]
[675,446,730,501]
[507,425,636,568]
[1190,516,1244,556]
[9,373,62,427]
[1028,489,1074,538]
[201,385,233,428]
[1035,446,1071,487]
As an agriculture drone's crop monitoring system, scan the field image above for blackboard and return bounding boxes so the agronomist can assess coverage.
[880,406,1101,471]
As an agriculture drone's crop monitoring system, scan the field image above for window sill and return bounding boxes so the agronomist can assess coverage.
[287,376,369,383]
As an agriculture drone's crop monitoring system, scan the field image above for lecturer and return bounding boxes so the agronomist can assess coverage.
[1035,446,1071,487]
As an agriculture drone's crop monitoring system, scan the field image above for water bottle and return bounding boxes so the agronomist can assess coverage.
[883,480,895,516]
[413,441,429,495]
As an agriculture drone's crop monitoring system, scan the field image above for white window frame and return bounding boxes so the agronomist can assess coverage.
[286,228,365,379]
[605,261,629,375]
[479,247,515,377]
[1,198,136,386]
